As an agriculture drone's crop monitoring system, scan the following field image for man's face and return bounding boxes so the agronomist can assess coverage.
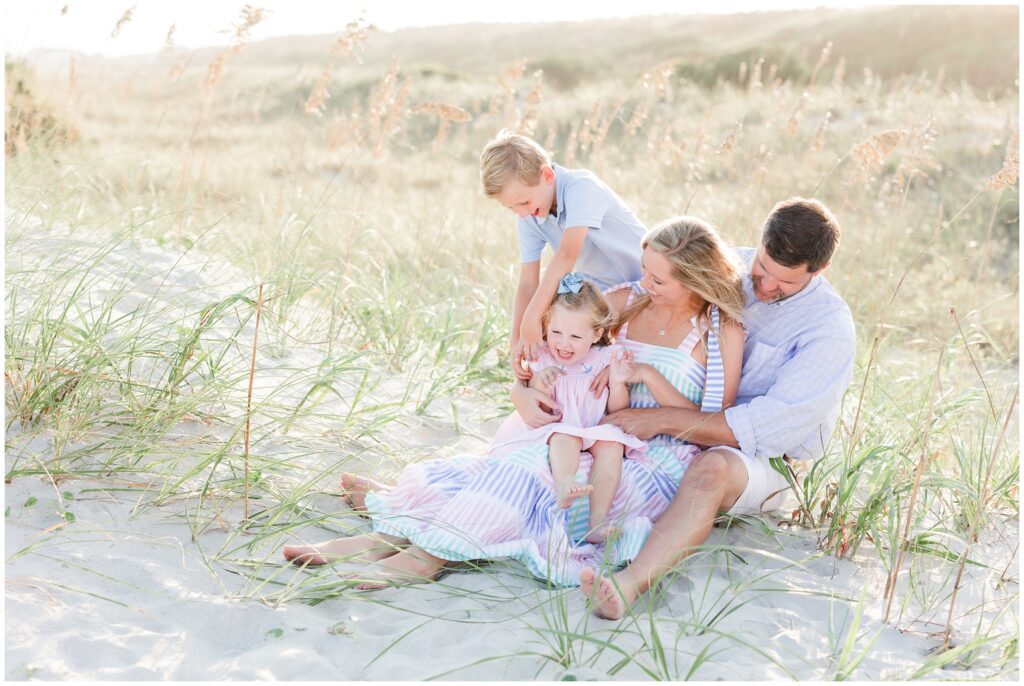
[750,246,822,303]
[494,166,557,220]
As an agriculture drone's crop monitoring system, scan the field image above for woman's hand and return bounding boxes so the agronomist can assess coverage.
[510,382,561,428]
[589,367,610,397]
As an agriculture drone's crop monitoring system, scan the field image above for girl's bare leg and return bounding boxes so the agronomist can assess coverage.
[351,546,450,590]
[283,532,406,566]
[586,440,623,543]
[549,433,592,509]
[339,472,391,513]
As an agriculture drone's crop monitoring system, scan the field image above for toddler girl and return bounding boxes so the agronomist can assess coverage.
[490,273,649,543]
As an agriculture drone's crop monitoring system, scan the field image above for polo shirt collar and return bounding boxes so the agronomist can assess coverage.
[552,163,567,218]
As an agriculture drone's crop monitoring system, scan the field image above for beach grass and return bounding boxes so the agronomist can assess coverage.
[4,6,1019,680]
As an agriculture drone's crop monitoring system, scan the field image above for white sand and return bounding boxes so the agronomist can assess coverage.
[5,226,1018,680]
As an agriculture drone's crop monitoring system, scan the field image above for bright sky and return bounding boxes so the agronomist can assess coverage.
[3,0,879,57]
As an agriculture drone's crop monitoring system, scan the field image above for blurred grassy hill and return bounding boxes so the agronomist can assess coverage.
[226,5,1018,92]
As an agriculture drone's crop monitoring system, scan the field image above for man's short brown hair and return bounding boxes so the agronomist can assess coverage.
[761,198,841,273]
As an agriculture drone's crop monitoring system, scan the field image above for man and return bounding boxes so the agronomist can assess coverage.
[512,197,856,619]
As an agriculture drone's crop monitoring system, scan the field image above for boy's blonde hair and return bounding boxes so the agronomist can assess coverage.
[543,281,616,347]
[615,216,745,335]
[480,129,551,197]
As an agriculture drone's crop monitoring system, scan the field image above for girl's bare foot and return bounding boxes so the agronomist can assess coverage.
[556,480,593,509]
[350,547,446,590]
[579,567,636,620]
[283,534,403,566]
[585,524,621,545]
[339,472,390,514]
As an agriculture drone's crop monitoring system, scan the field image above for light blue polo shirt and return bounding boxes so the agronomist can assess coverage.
[516,164,645,291]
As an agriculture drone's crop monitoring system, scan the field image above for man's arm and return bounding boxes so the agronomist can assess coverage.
[603,406,738,445]
[519,226,589,360]
[723,333,855,459]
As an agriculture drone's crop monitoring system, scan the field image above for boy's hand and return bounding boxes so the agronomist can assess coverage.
[609,350,642,385]
[509,341,532,381]
[531,366,564,394]
[519,318,544,364]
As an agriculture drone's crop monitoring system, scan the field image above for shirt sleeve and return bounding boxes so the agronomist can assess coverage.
[516,217,546,263]
[724,333,855,459]
[563,178,611,230]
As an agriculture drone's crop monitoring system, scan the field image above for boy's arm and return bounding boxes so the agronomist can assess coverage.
[509,261,541,379]
[520,226,589,361]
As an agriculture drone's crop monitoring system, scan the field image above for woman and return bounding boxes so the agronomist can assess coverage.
[282,216,746,589]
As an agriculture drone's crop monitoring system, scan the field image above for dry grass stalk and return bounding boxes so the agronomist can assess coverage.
[61,4,69,15]
[852,129,905,171]
[986,130,1019,190]
[785,91,809,136]
[748,58,764,90]
[883,344,946,623]
[939,383,1018,653]
[738,61,748,86]
[625,102,649,137]
[642,59,680,101]
[304,70,332,116]
[243,283,265,521]
[810,111,833,153]
[364,58,409,156]
[411,102,472,146]
[516,69,544,137]
[165,24,176,49]
[110,5,136,39]
[808,40,833,86]
[717,119,743,157]
[831,57,846,90]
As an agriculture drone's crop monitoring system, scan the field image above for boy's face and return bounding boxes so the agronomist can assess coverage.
[495,166,557,220]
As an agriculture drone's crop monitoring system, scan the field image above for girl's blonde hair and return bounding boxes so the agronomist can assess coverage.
[615,216,745,335]
[543,280,616,346]
[480,129,551,197]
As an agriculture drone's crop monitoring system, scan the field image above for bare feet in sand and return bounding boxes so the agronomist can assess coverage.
[348,548,446,590]
[339,472,389,514]
[579,567,637,620]
[585,524,621,545]
[556,480,593,509]
[282,534,402,566]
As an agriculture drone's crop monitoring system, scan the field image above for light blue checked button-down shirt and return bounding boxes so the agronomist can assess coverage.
[724,248,856,461]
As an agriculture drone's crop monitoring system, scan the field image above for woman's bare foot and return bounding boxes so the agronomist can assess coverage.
[579,567,637,620]
[339,472,390,514]
[556,480,593,509]
[585,524,621,545]
[350,547,447,590]
[282,534,403,566]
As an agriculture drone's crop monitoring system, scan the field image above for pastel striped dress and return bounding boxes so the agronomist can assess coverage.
[364,282,726,587]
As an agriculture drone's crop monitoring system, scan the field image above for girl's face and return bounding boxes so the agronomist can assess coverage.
[639,247,695,306]
[545,304,602,364]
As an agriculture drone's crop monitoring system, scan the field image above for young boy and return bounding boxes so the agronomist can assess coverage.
[480,129,646,379]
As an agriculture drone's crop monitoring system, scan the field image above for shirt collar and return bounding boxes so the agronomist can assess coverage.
[552,163,567,218]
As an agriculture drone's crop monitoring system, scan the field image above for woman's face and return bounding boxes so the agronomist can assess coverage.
[639,247,695,307]
[545,304,601,364]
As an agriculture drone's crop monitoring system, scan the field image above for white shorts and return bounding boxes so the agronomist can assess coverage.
[709,446,793,515]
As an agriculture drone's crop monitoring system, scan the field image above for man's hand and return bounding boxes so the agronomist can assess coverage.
[509,340,532,381]
[519,317,544,364]
[601,408,666,440]
[510,382,561,428]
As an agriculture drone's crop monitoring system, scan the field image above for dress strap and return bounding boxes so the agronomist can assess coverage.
[678,316,702,353]
[699,306,725,413]
[606,281,644,337]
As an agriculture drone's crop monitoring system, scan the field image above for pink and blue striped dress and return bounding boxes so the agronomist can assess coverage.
[364,282,727,587]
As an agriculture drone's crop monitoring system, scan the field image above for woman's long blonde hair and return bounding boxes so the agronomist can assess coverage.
[615,216,745,336]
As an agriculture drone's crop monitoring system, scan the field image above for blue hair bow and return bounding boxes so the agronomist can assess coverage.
[557,272,585,295]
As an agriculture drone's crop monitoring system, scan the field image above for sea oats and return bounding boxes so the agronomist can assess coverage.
[986,130,1019,190]
[110,5,136,39]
